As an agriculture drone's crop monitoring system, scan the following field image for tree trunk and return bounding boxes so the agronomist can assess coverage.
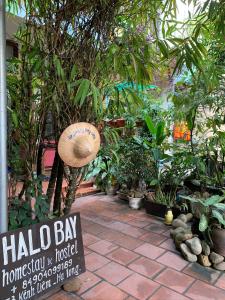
[53,157,64,216]
[63,169,77,215]
[36,144,43,177]
[46,151,59,204]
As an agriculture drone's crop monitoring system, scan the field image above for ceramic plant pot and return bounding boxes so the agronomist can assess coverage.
[129,197,142,210]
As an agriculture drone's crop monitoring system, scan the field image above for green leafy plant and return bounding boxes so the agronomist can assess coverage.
[9,177,50,229]
[181,194,225,244]
[154,190,176,208]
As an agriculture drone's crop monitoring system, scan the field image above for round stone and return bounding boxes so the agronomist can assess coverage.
[172,219,188,229]
[198,254,211,267]
[185,237,202,255]
[63,278,82,292]
[213,262,225,271]
[201,240,210,256]
[178,214,187,223]
[210,252,224,264]
[180,243,197,262]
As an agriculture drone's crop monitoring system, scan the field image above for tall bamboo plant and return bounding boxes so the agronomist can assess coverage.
[7,0,178,226]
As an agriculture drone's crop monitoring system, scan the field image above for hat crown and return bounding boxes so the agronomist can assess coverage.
[73,136,92,158]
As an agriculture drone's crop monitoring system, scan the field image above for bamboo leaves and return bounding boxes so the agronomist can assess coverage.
[74,79,90,106]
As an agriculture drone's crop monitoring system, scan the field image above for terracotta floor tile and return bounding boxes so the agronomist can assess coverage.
[127,219,151,228]
[149,287,191,300]
[83,233,100,247]
[101,210,121,218]
[156,251,189,271]
[185,280,225,300]
[88,240,118,255]
[115,235,144,250]
[145,223,168,234]
[118,273,159,300]
[95,261,133,285]
[49,195,225,300]
[159,238,179,253]
[183,262,221,284]
[77,271,101,295]
[109,221,146,238]
[85,223,106,235]
[134,243,165,259]
[215,273,225,290]
[84,247,92,255]
[85,252,110,271]
[139,231,167,246]
[113,214,134,222]
[47,291,81,300]
[107,247,140,266]
[161,229,171,237]
[128,256,164,278]
[81,281,127,300]
[98,229,125,242]
[154,268,195,293]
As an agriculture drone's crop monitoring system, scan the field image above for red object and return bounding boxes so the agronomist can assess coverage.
[107,118,125,128]
[173,122,191,141]
[43,148,55,168]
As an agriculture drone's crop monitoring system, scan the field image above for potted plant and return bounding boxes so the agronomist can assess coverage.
[116,137,153,199]
[181,193,225,255]
[144,189,180,218]
[129,189,144,210]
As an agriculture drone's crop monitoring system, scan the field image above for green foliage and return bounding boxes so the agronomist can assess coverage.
[85,145,120,191]
[154,190,176,207]
[182,194,225,233]
[9,177,50,230]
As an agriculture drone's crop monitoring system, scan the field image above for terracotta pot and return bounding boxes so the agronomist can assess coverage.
[212,228,225,256]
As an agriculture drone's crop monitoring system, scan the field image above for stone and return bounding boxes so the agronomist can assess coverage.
[186,213,193,222]
[210,252,224,264]
[213,262,225,271]
[180,243,198,262]
[198,254,211,267]
[201,240,210,256]
[175,231,193,249]
[63,278,82,292]
[170,227,185,238]
[172,219,188,229]
[186,237,202,255]
[178,214,187,223]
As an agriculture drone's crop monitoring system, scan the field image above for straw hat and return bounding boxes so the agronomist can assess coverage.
[58,122,100,168]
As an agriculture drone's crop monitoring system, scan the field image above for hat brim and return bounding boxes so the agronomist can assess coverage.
[58,122,101,168]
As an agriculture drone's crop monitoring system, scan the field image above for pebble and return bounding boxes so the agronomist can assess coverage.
[186,237,202,255]
[198,254,211,267]
[170,227,185,238]
[175,231,193,249]
[201,240,210,256]
[213,262,225,271]
[210,252,224,264]
[63,278,82,292]
[178,214,187,223]
[180,243,197,262]
[172,219,188,229]
[186,213,193,222]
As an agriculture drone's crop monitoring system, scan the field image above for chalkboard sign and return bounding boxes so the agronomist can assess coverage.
[0,212,85,300]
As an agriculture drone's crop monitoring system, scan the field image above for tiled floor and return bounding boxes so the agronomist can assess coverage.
[47,194,225,300]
